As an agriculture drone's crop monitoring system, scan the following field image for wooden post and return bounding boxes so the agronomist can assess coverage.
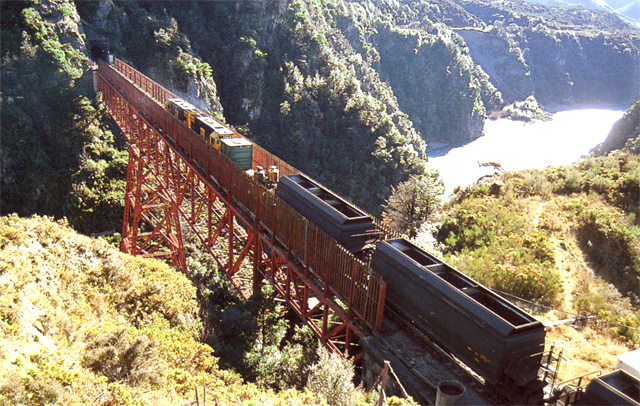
[378,361,390,406]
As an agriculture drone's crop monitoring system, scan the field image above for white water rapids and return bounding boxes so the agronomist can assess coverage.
[428,109,627,197]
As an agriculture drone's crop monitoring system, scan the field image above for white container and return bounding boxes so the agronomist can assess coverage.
[617,349,640,380]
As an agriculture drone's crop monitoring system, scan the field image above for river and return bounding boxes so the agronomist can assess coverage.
[428,109,626,197]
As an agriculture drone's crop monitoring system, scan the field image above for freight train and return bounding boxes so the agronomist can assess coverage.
[165,98,253,170]
[163,92,636,405]
[164,91,547,400]
[275,180,547,399]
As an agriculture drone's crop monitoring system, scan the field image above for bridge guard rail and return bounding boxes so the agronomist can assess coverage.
[98,58,386,331]
[112,59,298,177]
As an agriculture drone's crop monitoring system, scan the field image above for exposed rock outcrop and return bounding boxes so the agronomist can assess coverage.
[593,98,640,154]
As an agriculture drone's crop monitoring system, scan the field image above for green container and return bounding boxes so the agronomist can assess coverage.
[221,138,253,170]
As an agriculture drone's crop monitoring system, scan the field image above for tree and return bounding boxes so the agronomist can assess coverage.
[383,169,444,238]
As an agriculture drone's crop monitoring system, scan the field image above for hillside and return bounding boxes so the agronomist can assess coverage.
[0,215,325,405]
[593,97,640,154]
[450,0,640,107]
[2,0,640,397]
[433,142,640,380]
[526,0,640,25]
[3,0,640,221]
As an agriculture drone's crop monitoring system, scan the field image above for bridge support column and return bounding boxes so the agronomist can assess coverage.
[120,109,187,271]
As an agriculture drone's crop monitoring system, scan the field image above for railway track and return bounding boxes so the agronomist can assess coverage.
[362,305,494,405]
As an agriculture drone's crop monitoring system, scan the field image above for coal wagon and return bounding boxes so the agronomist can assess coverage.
[576,369,640,405]
[275,174,379,254]
[370,238,546,391]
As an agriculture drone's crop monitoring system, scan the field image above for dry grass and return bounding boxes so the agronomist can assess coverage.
[0,214,319,406]
[546,325,630,382]
[528,197,638,383]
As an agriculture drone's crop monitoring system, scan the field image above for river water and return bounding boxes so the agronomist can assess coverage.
[428,109,626,197]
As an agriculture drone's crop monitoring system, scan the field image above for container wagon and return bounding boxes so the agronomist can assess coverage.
[221,138,253,171]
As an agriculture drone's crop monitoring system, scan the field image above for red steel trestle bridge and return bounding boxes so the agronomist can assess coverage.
[96,58,388,361]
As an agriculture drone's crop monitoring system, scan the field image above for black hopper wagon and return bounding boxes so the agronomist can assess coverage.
[575,369,640,405]
[370,238,547,398]
[275,174,380,255]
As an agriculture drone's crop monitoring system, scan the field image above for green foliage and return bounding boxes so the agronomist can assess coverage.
[564,197,640,297]
[306,346,361,406]
[198,278,318,391]
[0,372,61,406]
[383,169,444,237]
[499,153,640,220]
[21,6,86,78]
[1,2,126,234]
[443,147,640,342]
[153,0,432,214]
[499,96,551,122]
[371,22,499,144]
[173,48,214,90]
[438,198,561,304]
[0,215,321,404]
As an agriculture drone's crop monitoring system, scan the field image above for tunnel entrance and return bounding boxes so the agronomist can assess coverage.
[90,44,104,60]
[88,39,110,62]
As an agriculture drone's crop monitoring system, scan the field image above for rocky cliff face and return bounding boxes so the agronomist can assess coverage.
[450,0,640,107]
[594,98,640,154]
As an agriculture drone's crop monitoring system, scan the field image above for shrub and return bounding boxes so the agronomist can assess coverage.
[562,167,583,194]
[438,197,561,304]
[83,329,165,386]
[0,372,61,406]
[306,346,361,406]
[492,264,561,305]
[522,169,552,198]
[571,200,640,297]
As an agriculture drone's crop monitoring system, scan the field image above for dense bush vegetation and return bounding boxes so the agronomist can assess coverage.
[438,145,640,342]
[1,1,127,234]
[0,215,376,405]
[0,214,420,404]
[438,197,561,305]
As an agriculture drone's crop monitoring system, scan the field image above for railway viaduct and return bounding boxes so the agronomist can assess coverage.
[96,58,563,405]
[96,58,388,362]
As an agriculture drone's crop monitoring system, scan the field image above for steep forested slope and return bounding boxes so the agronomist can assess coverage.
[103,0,435,212]
[0,1,127,234]
[2,0,640,223]
[451,0,640,106]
